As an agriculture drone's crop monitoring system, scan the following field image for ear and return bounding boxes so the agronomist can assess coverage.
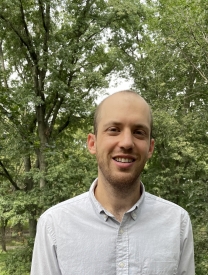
[147,138,155,159]
[87,133,96,155]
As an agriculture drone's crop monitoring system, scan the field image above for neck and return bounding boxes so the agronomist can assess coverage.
[94,177,141,222]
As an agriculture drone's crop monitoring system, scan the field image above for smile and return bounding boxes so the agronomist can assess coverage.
[114,158,135,163]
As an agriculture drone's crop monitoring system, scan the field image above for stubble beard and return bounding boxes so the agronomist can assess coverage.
[97,158,145,195]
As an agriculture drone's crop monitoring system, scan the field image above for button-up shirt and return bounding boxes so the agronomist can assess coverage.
[31,179,195,275]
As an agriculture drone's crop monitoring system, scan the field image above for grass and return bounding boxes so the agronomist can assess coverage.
[0,250,29,275]
[0,250,11,275]
[0,239,29,275]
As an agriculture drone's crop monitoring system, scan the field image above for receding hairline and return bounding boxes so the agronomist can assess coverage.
[93,90,153,137]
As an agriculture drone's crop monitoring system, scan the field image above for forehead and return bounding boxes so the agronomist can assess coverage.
[98,93,151,128]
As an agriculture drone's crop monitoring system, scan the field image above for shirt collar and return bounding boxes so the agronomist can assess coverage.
[89,178,146,221]
[126,183,145,220]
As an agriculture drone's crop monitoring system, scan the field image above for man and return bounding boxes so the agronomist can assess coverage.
[31,90,195,274]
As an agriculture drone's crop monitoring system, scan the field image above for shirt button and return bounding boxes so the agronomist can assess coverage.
[118,262,125,268]
[119,228,124,234]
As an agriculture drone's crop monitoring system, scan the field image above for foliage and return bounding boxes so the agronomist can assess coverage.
[0,0,144,272]
[0,0,207,273]
[129,0,208,274]
[0,0,144,230]
[3,238,33,275]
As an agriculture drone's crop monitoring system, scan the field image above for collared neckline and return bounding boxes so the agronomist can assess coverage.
[89,179,146,221]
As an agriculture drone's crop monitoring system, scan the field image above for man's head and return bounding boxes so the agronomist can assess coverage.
[88,90,154,191]
[93,90,153,139]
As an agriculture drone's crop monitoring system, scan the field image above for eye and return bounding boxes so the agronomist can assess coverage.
[107,127,120,134]
[134,129,146,138]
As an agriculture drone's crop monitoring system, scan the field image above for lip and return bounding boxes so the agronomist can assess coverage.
[113,154,136,161]
[112,155,136,168]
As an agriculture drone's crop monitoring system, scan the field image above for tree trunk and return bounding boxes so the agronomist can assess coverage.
[23,156,38,237]
[29,217,37,238]
[24,156,33,191]
[36,104,48,188]
[38,149,47,188]
[0,220,7,252]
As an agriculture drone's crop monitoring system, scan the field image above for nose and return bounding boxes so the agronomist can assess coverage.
[118,129,134,150]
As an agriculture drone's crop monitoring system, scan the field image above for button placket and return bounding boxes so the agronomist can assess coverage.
[116,222,129,274]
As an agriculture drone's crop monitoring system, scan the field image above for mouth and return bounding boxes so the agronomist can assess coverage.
[113,157,135,163]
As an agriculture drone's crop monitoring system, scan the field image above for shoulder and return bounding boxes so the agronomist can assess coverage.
[144,191,189,217]
[143,192,192,234]
[40,191,90,221]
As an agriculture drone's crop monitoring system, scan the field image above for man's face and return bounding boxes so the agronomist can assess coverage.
[88,93,154,190]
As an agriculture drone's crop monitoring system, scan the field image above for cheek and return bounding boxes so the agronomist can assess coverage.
[98,138,115,150]
[137,142,151,156]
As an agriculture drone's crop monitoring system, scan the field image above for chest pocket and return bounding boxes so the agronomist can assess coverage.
[142,257,177,275]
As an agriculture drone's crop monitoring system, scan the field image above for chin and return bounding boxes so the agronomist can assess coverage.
[108,175,140,189]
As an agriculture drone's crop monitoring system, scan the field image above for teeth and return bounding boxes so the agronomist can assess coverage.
[115,158,134,163]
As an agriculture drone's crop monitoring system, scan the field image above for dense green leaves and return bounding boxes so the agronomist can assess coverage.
[130,1,208,274]
[0,0,144,207]
[0,0,145,273]
[0,0,207,274]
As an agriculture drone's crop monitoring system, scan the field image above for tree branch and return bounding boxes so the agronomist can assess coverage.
[56,115,72,135]
[38,0,51,85]
[0,40,9,88]
[0,161,20,190]
[48,97,65,136]
[0,12,37,64]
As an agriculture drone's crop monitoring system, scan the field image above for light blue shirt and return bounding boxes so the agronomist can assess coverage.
[31,179,195,275]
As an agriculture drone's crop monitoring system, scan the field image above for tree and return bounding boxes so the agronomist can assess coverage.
[0,0,147,272]
[126,0,208,273]
[0,1,146,269]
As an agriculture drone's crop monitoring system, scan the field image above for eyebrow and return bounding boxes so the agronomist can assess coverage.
[103,121,122,128]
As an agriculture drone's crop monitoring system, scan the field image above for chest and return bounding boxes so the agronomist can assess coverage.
[55,217,179,275]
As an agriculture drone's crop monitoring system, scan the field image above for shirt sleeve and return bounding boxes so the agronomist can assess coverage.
[30,215,62,275]
[177,212,195,275]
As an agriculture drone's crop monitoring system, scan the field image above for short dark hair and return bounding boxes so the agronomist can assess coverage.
[93,90,153,138]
